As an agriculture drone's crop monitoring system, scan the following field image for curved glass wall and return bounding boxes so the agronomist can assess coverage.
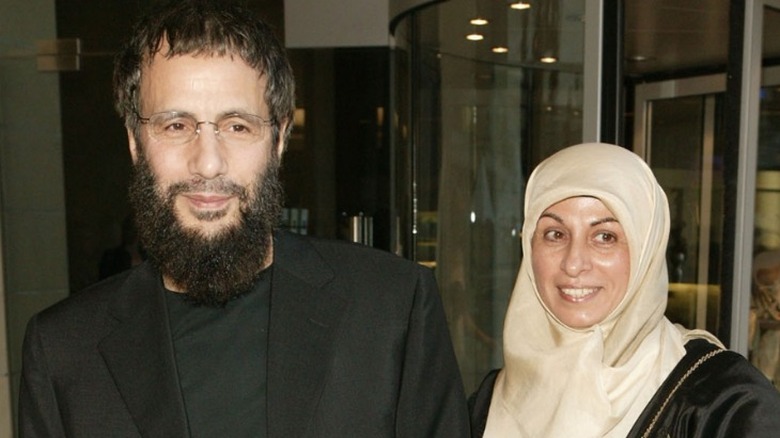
[391,0,585,391]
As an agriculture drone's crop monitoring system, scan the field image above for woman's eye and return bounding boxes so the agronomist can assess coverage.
[543,229,564,241]
[595,232,617,243]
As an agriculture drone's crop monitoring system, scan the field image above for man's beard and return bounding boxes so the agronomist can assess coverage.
[128,148,283,307]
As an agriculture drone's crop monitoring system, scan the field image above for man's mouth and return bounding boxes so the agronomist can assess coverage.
[183,193,234,209]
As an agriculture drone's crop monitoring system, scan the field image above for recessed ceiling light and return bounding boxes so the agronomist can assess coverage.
[492,46,509,53]
[466,33,485,41]
[470,17,489,25]
[540,56,557,63]
[510,1,531,10]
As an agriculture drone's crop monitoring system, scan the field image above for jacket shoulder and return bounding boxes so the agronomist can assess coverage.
[276,230,427,278]
[28,264,155,336]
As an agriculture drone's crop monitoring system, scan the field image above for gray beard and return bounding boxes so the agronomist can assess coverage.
[128,148,283,307]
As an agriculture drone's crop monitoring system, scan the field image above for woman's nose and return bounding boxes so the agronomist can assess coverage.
[561,240,592,276]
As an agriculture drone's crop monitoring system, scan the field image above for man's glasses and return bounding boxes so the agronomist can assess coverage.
[136,111,274,145]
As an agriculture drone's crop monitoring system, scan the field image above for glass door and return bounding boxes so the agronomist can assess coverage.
[634,64,780,392]
[633,75,726,334]
[748,1,780,391]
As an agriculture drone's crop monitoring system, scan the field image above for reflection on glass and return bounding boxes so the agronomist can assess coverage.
[646,94,725,334]
[749,14,780,388]
[392,0,585,391]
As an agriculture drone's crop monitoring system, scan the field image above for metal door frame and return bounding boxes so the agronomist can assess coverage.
[633,74,723,331]
[733,0,780,354]
[634,56,780,352]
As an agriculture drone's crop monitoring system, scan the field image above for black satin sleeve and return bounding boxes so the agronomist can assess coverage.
[468,368,501,438]
[628,339,780,438]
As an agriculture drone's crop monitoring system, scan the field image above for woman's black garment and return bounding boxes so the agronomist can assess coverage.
[468,340,780,438]
[467,368,499,438]
[627,339,780,437]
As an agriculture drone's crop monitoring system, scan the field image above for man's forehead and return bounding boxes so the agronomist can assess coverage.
[139,51,267,87]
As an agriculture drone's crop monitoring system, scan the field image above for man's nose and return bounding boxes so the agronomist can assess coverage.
[188,123,228,179]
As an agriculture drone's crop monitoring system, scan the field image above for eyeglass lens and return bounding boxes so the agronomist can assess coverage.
[143,112,271,145]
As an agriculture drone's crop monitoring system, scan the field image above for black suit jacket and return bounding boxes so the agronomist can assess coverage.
[19,231,469,437]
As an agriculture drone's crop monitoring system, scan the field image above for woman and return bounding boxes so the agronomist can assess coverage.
[469,143,780,437]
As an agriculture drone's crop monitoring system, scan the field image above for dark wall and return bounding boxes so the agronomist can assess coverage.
[280,47,392,250]
[56,1,147,292]
[334,48,391,250]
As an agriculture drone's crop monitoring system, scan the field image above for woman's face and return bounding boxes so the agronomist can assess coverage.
[531,196,630,329]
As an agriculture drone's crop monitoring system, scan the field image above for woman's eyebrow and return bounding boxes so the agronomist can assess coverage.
[539,212,563,224]
[590,217,619,226]
[538,212,618,226]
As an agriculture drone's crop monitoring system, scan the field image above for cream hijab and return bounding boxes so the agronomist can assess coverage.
[484,143,720,437]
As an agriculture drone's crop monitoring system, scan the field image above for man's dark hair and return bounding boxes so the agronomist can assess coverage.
[113,0,295,147]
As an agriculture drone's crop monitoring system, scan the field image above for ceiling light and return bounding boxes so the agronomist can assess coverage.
[470,17,489,25]
[510,1,531,10]
[466,33,485,41]
[492,46,509,53]
[540,55,557,63]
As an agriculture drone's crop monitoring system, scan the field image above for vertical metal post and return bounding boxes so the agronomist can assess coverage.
[582,0,604,143]
[729,0,762,354]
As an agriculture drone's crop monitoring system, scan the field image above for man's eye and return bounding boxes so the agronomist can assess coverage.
[165,122,190,131]
[156,118,194,132]
[220,117,255,134]
[228,123,251,133]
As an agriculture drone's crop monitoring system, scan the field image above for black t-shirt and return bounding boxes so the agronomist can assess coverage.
[165,268,271,437]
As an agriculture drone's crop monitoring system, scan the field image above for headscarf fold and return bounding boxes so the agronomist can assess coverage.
[485,143,720,437]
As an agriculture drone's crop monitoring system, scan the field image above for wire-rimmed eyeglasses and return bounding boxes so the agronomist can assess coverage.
[135,110,275,145]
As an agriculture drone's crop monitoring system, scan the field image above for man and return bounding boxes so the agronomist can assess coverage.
[18,1,469,436]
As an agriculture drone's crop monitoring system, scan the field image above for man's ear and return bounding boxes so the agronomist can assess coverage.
[275,121,289,159]
[127,128,139,163]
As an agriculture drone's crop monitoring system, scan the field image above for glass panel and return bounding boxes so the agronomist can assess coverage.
[624,0,734,342]
[647,95,724,333]
[392,0,585,392]
[748,4,780,391]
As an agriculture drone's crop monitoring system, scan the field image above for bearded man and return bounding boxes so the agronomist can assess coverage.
[17,1,469,436]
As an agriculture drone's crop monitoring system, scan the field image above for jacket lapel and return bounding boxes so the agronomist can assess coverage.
[98,264,189,437]
[267,232,348,438]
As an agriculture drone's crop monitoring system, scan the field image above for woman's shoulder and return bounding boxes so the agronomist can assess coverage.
[629,339,780,437]
[684,339,776,395]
